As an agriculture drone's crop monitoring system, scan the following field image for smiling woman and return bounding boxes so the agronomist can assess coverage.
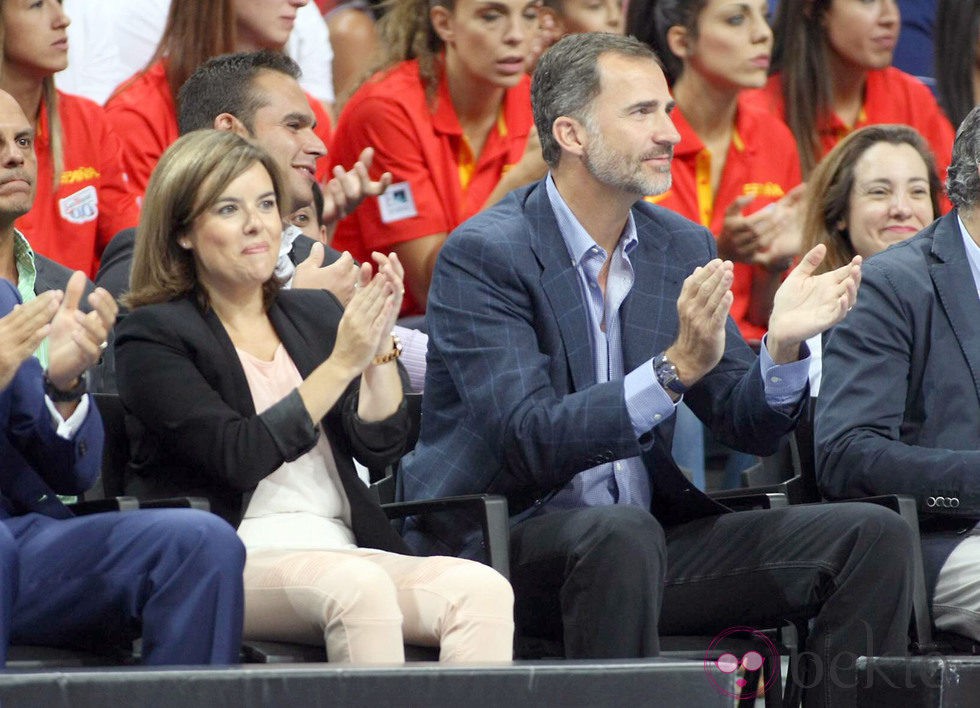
[0,0,140,277]
[801,123,939,273]
[798,123,940,394]
[329,0,548,316]
[118,129,514,663]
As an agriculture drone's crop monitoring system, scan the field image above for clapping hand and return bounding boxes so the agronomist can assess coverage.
[717,185,806,266]
[321,147,393,225]
[0,290,60,390]
[665,259,735,389]
[766,244,861,363]
[330,252,404,375]
[292,244,363,305]
[47,271,118,391]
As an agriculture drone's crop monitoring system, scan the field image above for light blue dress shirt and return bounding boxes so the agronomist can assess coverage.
[540,175,810,514]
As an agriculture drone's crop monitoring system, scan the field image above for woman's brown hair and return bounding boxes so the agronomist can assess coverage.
[371,0,455,100]
[770,0,832,176]
[140,0,236,102]
[126,130,286,311]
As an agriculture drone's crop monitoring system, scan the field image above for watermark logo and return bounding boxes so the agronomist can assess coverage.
[703,621,948,701]
[703,626,780,701]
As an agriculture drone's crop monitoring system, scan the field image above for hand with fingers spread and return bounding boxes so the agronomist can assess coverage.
[321,146,393,226]
[47,271,119,391]
[665,259,735,388]
[292,244,364,306]
[0,290,61,390]
[767,244,862,363]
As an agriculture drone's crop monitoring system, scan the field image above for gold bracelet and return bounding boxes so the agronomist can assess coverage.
[372,334,403,366]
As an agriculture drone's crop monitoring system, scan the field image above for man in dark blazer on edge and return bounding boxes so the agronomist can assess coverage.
[819,105,980,645]
[0,88,246,665]
[399,33,914,706]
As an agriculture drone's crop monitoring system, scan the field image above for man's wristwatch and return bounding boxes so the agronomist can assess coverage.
[652,352,688,396]
[43,372,87,403]
[372,334,403,366]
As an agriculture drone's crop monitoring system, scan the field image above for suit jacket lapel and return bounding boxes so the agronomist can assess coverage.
[200,302,255,415]
[526,183,596,391]
[931,212,980,405]
[268,301,319,378]
[621,206,681,371]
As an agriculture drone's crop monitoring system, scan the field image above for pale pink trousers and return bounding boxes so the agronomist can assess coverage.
[243,547,514,663]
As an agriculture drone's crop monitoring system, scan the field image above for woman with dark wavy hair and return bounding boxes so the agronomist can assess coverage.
[751,0,953,191]
[935,0,980,129]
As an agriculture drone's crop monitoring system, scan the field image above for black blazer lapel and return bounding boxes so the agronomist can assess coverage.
[202,304,256,416]
[930,213,980,407]
[525,183,595,391]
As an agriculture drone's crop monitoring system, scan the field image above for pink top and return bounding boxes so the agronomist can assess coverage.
[235,343,356,551]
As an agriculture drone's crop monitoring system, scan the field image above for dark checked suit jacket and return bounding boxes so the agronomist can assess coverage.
[398,177,800,558]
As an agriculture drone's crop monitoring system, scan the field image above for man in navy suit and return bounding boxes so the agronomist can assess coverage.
[0,89,245,665]
[400,33,914,706]
[818,105,980,643]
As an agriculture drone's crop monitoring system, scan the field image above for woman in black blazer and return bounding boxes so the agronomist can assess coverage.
[115,130,513,663]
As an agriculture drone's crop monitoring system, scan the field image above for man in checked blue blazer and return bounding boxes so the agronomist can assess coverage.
[0,89,245,666]
[399,34,914,707]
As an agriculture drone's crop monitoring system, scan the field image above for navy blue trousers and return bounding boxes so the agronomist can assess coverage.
[0,508,245,665]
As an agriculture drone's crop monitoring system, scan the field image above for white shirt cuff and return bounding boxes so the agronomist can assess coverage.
[45,394,91,440]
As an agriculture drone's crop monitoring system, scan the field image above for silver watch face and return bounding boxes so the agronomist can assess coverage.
[654,354,685,393]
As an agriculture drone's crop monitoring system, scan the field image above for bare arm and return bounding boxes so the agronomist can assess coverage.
[391,233,447,312]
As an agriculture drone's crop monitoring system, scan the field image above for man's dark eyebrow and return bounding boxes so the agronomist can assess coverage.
[283,111,314,128]
[624,99,675,113]
[15,128,34,141]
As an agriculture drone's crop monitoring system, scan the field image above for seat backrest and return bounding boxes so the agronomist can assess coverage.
[796,397,820,503]
[92,393,130,499]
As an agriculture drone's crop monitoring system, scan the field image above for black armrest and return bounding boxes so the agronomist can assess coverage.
[68,496,140,515]
[708,490,788,511]
[138,497,211,512]
[382,494,510,579]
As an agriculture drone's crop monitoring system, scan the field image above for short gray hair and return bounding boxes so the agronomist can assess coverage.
[531,33,662,167]
[946,105,980,210]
